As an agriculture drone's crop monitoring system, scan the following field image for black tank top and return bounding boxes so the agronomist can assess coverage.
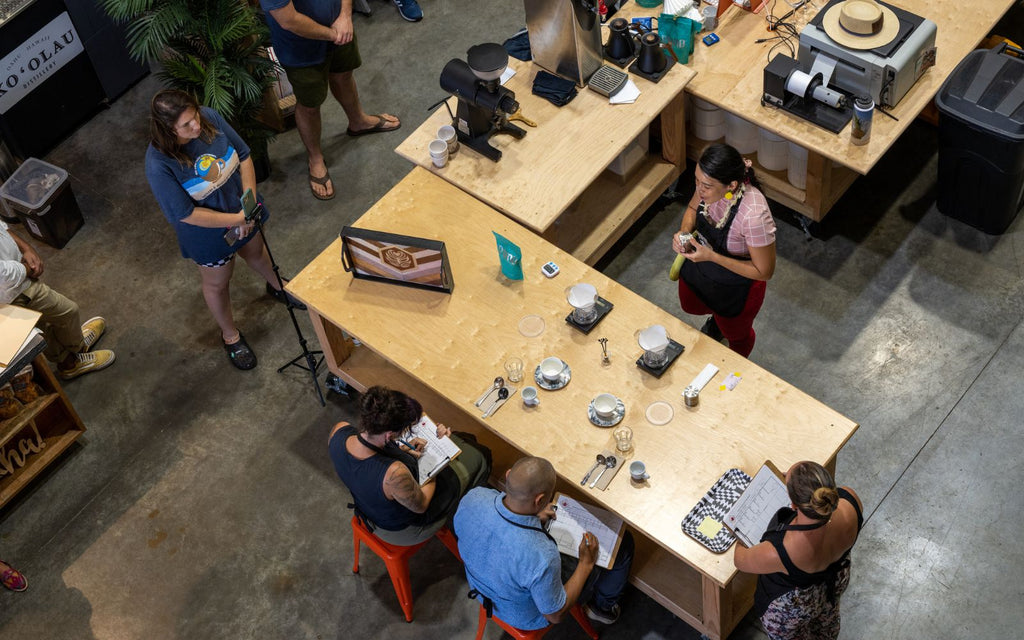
[752,488,864,617]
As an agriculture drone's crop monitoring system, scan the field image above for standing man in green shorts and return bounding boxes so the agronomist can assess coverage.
[260,0,401,200]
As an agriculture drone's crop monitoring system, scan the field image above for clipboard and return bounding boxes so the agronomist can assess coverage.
[722,460,788,547]
[548,493,624,569]
[407,414,461,485]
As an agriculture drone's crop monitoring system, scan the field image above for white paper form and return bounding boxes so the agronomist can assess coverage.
[724,463,789,547]
[548,494,624,569]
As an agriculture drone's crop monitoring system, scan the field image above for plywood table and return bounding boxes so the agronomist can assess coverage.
[287,168,858,639]
[685,0,1016,220]
[395,5,695,265]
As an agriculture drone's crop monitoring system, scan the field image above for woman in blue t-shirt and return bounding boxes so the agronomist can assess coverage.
[145,90,297,370]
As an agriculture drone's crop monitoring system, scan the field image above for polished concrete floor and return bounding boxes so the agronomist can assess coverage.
[2,1,1023,639]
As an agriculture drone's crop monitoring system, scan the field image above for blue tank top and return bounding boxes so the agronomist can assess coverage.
[328,425,418,531]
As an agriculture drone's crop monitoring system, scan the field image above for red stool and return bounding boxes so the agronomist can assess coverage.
[473,602,599,639]
[350,516,461,622]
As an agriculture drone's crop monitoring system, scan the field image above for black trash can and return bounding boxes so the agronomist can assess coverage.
[935,44,1024,234]
[0,158,84,248]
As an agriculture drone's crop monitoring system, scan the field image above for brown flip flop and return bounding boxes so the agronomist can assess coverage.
[309,169,335,200]
[346,115,402,137]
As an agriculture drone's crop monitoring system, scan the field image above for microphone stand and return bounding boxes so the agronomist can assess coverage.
[250,204,326,406]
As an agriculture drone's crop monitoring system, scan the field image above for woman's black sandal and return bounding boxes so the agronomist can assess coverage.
[224,333,257,370]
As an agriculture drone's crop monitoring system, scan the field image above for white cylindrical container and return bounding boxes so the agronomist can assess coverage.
[757,128,788,171]
[787,142,808,189]
[725,113,758,153]
[692,99,725,141]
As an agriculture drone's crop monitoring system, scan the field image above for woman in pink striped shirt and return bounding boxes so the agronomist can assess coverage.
[671,144,777,357]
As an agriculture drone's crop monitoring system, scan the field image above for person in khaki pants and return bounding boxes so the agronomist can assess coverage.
[0,220,114,379]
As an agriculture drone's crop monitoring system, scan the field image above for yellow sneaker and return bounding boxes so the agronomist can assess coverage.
[81,316,107,351]
[58,350,115,380]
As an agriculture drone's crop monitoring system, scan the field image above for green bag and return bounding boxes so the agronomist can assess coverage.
[657,14,701,63]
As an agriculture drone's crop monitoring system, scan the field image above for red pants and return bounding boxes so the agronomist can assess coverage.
[677,279,767,358]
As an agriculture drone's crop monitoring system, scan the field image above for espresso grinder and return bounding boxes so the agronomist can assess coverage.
[439,43,526,162]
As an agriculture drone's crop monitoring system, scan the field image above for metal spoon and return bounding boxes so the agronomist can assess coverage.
[589,455,617,489]
[475,377,504,407]
[581,454,605,486]
[482,387,510,418]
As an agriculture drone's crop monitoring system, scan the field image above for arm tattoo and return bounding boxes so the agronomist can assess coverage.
[385,466,426,513]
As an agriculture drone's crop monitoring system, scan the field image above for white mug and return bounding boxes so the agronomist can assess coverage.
[629,460,650,482]
[437,125,459,154]
[522,386,539,406]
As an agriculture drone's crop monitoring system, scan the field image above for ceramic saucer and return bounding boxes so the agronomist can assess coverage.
[534,361,571,390]
[588,397,625,427]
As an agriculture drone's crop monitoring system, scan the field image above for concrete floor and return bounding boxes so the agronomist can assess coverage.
[2,1,1024,638]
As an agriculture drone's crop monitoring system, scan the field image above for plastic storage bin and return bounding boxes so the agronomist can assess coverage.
[0,158,83,248]
[692,97,726,141]
[725,113,759,154]
[935,44,1024,234]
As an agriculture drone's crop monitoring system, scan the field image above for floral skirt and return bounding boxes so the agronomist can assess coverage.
[760,565,851,640]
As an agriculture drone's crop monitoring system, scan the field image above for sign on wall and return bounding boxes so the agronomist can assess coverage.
[0,12,85,115]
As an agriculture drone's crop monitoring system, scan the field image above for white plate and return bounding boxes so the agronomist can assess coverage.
[645,401,674,425]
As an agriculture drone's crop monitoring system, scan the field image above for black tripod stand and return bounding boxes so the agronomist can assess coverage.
[251,207,326,406]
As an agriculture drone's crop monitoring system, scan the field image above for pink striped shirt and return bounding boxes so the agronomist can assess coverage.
[701,186,776,256]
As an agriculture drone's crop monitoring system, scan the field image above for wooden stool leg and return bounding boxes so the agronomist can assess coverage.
[475,604,489,640]
[570,604,600,639]
[384,556,416,622]
[352,530,361,574]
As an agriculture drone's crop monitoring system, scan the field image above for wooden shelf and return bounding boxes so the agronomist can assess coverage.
[0,393,58,447]
[685,133,859,222]
[548,156,681,265]
[0,355,86,509]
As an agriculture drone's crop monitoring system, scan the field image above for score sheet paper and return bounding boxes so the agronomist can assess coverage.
[409,415,461,484]
[548,494,624,569]
[723,463,789,547]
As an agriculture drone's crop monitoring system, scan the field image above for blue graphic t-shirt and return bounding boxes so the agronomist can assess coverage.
[259,0,341,67]
[145,107,267,264]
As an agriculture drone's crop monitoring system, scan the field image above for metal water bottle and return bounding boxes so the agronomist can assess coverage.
[851,96,874,146]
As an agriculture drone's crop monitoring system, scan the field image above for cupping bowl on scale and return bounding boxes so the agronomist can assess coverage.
[588,392,625,427]
[534,356,571,390]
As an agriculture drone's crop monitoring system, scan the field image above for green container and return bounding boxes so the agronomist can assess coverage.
[636,0,662,7]
[658,14,701,64]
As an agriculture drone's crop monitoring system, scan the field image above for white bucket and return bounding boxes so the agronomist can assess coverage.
[725,113,759,154]
[757,128,788,171]
[692,100,725,141]
[787,142,808,189]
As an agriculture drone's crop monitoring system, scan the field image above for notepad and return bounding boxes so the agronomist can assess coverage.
[408,414,461,485]
[548,494,624,569]
[723,461,789,547]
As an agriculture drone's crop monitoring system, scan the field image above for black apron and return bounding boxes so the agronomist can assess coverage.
[680,196,755,318]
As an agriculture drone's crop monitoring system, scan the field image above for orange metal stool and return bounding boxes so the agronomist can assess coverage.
[473,602,599,639]
[350,516,460,622]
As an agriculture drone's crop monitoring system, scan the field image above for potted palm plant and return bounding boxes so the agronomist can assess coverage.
[101,0,279,181]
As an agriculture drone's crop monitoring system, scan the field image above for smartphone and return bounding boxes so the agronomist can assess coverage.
[240,188,258,221]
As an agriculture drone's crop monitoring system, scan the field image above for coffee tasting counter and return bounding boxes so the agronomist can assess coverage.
[288,167,858,639]
[684,0,1017,221]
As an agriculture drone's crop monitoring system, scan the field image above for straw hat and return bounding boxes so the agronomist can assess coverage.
[821,0,900,50]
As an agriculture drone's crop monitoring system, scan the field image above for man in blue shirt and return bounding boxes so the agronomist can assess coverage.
[454,456,633,630]
[260,0,401,200]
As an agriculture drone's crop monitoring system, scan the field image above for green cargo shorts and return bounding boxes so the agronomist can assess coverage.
[283,36,362,108]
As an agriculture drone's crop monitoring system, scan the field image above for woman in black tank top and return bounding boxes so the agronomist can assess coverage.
[734,461,864,640]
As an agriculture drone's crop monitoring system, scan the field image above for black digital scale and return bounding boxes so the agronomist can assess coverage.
[635,339,685,378]
[565,296,613,334]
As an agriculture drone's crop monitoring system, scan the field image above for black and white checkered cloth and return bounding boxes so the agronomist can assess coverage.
[681,468,753,553]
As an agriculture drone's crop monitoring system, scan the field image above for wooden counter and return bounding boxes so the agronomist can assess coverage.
[287,167,858,638]
[395,5,695,265]
[685,0,1016,219]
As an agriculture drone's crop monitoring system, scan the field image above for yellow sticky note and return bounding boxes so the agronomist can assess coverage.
[698,516,722,538]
